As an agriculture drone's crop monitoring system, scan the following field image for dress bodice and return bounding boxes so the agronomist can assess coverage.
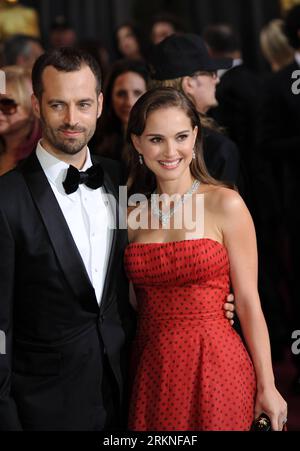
[124,238,230,321]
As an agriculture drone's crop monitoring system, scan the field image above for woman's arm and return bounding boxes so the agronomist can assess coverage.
[220,189,287,431]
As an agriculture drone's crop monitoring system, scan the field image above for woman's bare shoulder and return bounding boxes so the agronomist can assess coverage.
[203,185,244,214]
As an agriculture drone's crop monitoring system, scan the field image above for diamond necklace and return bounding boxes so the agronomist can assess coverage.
[151,179,200,226]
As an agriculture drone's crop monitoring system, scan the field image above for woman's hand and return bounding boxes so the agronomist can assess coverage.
[223,293,235,325]
[254,386,288,431]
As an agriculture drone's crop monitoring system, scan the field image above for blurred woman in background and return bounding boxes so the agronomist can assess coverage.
[93,59,149,165]
[0,65,41,175]
[260,19,294,72]
[114,22,150,61]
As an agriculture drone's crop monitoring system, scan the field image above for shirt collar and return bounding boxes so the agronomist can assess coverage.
[218,58,243,79]
[36,140,93,196]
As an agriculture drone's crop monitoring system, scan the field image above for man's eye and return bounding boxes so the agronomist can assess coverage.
[51,104,63,110]
[79,103,91,109]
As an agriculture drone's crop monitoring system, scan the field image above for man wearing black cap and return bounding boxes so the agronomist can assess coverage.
[148,33,242,188]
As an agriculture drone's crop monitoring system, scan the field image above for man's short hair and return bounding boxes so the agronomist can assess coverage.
[31,47,102,99]
[203,24,241,54]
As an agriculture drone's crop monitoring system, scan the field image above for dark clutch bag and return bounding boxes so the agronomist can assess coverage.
[250,413,287,431]
[250,413,272,431]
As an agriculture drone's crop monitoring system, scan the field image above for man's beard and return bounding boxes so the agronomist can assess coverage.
[40,113,96,156]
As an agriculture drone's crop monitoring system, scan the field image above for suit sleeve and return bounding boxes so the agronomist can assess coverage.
[0,208,22,430]
[215,139,240,185]
[258,76,300,157]
[203,130,241,185]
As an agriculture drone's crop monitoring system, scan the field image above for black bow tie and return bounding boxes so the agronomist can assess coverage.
[63,164,104,194]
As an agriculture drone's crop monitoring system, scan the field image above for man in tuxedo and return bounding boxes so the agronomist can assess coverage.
[0,47,134,430]
[0,46,236,431]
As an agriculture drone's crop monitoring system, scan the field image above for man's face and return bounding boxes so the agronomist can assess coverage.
[32,64,102,157]
[185,71,219,114]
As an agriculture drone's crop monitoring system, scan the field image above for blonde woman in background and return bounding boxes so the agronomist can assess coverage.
[260,19,294,72]
[0,65,41,175]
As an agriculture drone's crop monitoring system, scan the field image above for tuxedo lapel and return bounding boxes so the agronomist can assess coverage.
[20,154,99,314]
[99,170,119,313]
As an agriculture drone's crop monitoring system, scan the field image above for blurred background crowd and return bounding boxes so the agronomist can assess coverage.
[0,0,299,430]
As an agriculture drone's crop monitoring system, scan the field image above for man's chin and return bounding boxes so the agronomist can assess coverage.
[56,143,86,155]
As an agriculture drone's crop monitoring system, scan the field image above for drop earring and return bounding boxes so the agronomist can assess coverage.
[139,154,144,165]
[192,148,196,160]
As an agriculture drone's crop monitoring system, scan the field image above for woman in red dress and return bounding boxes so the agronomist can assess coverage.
[124,87,287,431]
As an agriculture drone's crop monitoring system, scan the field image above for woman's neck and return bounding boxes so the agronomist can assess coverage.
[156,171,195,197]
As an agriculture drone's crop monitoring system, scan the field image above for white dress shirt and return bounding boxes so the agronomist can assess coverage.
[36,141,113,305]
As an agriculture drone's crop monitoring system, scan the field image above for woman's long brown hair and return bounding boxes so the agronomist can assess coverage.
[125,87,225,196]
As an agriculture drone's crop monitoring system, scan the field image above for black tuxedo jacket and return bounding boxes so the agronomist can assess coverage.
[258,61,300,159]
[211,65,260,163]
[257,60,300,213]
[202,126,240,185]
[0,153,134,431]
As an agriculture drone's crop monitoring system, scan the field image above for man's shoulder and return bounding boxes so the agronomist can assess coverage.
[222,64,257,81]
[92,155,125,187]
[203,128,239,155]
[278,60,299,77]
[268,61,298,86]
[93,155,121,172]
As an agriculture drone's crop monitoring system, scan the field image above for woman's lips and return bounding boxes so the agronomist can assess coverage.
[158,158,182,169]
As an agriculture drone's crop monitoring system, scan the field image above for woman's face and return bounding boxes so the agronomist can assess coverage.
[0,82,32,136]
[132,106,198,183]
[112,71,147,126]
[117,26,140,58]
[151,21,176,45]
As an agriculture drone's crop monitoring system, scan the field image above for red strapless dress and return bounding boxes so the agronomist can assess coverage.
[124,238,256,431]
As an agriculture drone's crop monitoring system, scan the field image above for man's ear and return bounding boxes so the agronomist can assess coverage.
[131,134,142,154]
[97,92,103,119]
[182,76,195,97]
[31,94,41,119]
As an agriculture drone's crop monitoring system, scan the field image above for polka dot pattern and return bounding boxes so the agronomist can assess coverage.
[124,238,256,431]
